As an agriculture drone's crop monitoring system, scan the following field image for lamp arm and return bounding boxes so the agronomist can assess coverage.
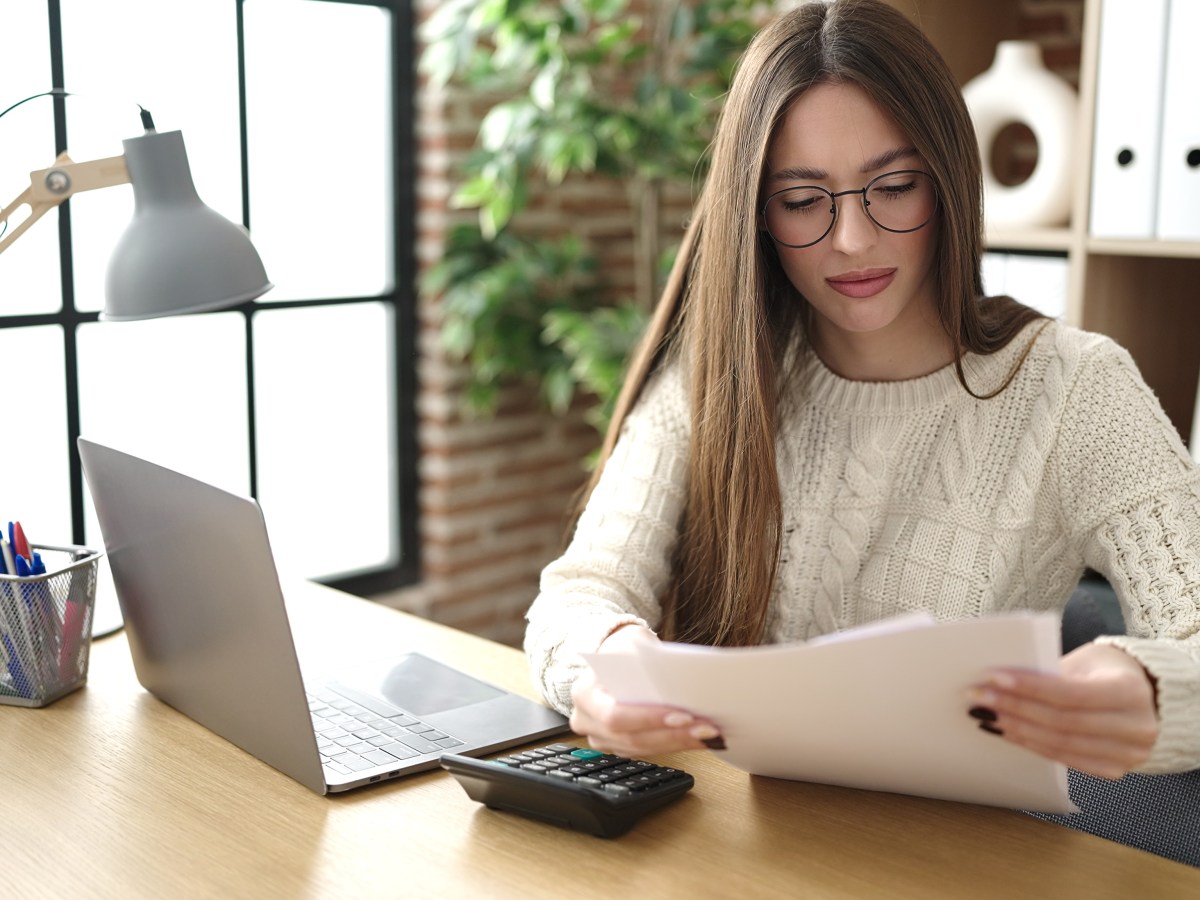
[0,151,130,255]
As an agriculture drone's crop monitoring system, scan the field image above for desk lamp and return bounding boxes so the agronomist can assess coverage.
[0,107,272,318]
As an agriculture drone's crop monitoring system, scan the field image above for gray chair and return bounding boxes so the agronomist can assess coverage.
[1027,769,1200,867]
[1061,578,1124,653]
[1024,579,1200,867]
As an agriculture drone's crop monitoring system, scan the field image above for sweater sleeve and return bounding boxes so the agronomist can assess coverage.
[523,362,691,714]
[1055,336,1200,773]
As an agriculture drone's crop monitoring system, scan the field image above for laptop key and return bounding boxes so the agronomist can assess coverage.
[379,742,419,760]
[397,733,442,755]
[325,683,412,721]
[362,749,402,767]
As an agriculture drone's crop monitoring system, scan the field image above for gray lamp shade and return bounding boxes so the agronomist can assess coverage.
[103,130,272,321]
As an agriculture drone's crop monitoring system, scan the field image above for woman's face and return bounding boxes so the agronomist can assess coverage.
[763,81,941,372]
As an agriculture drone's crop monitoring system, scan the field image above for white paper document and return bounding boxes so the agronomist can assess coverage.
[585,612,1076,813]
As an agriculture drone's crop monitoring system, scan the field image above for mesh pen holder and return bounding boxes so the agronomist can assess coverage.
[0,544,102,707]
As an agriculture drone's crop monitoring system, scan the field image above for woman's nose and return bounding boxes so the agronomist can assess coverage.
[829,193,878,254]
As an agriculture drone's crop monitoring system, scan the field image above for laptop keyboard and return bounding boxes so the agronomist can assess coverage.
[307,687,465,776]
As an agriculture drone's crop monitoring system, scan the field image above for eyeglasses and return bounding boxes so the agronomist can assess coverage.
[760,169,938,249]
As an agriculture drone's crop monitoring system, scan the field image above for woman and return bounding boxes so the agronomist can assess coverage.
[524,0,1200,780]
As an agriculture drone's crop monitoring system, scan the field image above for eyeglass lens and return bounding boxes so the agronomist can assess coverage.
[762,170,936,249]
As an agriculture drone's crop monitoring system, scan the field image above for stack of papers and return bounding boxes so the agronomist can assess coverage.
[585,612,1076,813]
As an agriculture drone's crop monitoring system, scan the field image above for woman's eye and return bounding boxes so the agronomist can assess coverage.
[781,192,826,213]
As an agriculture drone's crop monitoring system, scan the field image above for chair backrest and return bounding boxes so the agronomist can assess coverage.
[1061,581,1124,653]
[1028,768,1200,867]
[1037,582,1198,866]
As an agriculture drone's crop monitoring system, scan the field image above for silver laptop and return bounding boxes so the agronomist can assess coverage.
[78,437,568,794]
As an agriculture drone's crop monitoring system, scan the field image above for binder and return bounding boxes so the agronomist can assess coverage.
[1156,0,1200,241]
[1089,0,1170,239]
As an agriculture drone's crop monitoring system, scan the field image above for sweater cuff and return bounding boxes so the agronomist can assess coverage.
[525,611,651,715]
[1095,634,1200,773]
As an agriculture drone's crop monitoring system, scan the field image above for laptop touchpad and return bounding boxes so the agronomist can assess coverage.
[355,653,504,716]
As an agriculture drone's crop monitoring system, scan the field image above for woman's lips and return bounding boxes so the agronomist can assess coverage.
[826,268,897,298]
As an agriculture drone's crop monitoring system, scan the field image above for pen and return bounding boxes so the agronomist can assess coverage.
[0,626,20,696]
[11,521,31,566]
[1,629,33,698]
[0,536,46,696]
[0,536,13,575]
[15,554,59,675]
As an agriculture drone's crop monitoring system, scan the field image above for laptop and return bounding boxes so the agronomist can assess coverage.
[77,437,568,794]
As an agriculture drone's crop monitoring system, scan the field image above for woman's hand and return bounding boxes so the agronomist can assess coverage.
[968,643,1159,779]
[568,625,723,757]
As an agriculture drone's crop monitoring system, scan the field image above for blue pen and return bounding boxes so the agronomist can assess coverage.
[0,633,17,696]
[0,631,32,698]
[0,537,43,696]
[0,610,19,696]
[13,552,58,687]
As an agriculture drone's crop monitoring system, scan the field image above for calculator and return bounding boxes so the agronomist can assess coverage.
[441,742,695,838]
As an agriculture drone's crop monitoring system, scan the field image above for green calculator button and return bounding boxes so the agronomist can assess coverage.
[570,748,604,760]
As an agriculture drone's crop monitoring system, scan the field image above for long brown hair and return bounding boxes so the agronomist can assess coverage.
[573,0,1044,646]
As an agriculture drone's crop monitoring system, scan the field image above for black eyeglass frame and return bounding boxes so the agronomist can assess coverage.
[759,168,939,249]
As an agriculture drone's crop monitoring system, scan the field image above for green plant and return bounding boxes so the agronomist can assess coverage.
[420,0,764,438]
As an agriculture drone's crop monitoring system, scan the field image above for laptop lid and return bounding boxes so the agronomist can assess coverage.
[77,438,567,794]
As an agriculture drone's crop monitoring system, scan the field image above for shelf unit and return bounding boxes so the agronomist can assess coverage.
[888,0,1200,441]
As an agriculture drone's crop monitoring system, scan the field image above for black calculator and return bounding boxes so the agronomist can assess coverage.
[441,742,695,838]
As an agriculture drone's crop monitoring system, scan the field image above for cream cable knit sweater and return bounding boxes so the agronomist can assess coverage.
[524,320,1200,774]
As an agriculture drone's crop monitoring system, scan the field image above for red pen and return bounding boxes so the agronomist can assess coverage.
[11,521,31,564]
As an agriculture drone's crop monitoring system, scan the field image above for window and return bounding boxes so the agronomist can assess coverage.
[0,0,418,594]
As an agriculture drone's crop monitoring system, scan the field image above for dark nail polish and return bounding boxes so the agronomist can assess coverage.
[978,720,1004,736]
[702,736,727,751]
[968,706,998,722]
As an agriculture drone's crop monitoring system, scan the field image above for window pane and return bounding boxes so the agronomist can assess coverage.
[0,326,71,542]
[254,303,394,579]
[0,3,62,314]
[60,0,243,313]
[244,0,392,301]
[76,314,250,533]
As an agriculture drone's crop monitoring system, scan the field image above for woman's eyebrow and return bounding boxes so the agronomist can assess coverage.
[767,146,921,184]
[861,145,920,173]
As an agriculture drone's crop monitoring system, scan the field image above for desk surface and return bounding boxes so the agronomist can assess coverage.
[4,581,1198,899]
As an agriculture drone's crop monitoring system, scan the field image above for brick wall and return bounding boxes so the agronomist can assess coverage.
[372,0,1086,647]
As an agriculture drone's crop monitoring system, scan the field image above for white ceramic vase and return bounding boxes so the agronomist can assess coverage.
[962,41,1078,228]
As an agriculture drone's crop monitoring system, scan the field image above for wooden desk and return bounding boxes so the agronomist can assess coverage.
[3,582,1197,899]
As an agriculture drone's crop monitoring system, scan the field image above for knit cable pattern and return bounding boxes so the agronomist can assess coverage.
[813,415,903,634]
